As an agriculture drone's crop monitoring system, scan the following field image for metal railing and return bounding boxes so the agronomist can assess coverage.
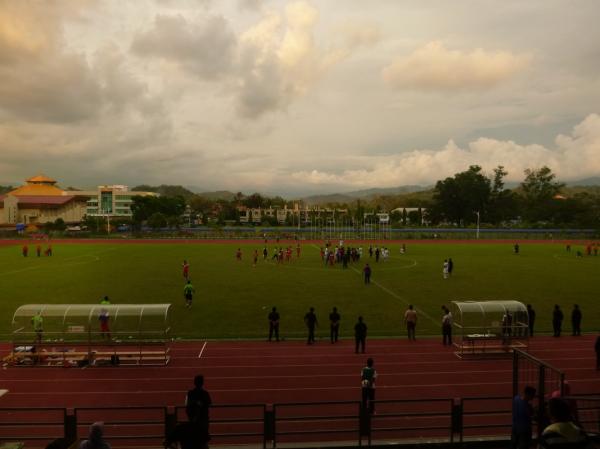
[2,395,599,448]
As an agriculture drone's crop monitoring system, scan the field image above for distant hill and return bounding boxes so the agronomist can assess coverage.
[569,176,600,186]
[131,184,195,200]
[195,190,237,201]
[302,185,430,205]
[345,185,429,198]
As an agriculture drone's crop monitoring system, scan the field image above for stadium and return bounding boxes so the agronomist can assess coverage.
[2,2,600,449]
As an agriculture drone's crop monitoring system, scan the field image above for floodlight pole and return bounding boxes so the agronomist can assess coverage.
[475,211,480,239]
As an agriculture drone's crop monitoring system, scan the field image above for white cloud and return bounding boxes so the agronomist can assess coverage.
[291,113,600,188]
[382,41,531,90]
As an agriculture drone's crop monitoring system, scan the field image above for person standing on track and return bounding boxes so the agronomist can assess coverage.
[442,306,453,345]
[304,307,318,344]
[361,358,377,415]
[553,304,564,337]
[354,316,367,353]
[571,304,582,336]
[329,307,341,343]
[527,304,535,337]
[404,305,417,341]
[184,280,195,308]
[268,307,280,342]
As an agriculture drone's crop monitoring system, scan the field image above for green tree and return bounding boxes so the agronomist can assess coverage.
[148,212,167,230]
[431,165,492,225]
[520,166,565,222]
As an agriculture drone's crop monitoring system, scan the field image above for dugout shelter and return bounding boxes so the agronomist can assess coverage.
[451,300,529,358]
[9,304,171,366]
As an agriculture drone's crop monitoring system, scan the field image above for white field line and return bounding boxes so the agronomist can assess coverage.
[198,341,207,358]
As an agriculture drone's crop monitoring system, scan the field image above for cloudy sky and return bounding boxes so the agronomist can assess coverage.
[1,0,600,196]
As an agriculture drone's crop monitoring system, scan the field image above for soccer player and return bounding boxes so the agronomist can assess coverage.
[22,244,28,257]
[363,264,371,284]
[329,307,341,343]
[263,247,268,260]
[354,316,367,353]
[182,260,190,280]
[514,243,520,254]
[447,258,454,276]
[360,358,377,414]
[296,243,301,258]
[304,307,318,345]
[442,259,449,279]
[36,244,41,257]
[183,281,195,308]
[253,250,258,267]
[235,248,242,261]
[404,305,417,341]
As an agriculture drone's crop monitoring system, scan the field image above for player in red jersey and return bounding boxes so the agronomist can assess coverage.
[182,260,190,280]
[236,248,242,261]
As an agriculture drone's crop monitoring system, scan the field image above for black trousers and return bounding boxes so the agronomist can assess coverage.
[307,326,315,344]
[355,336,365,353]
[442,325,452,345]
[572,320,581,336]
[529,321,534,337]
[553,321,562,337]
[362,387,375,414]
[269,323,279,341]
[330,324,339,343]
[407,322,416,340]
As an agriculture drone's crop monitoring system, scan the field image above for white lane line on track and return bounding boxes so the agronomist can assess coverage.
[198,341,207,358]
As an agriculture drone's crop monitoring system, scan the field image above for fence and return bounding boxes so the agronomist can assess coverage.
[512,348,565,437]
[0,398,512,448]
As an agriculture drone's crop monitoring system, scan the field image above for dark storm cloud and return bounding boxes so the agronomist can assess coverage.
[131,14,236,79]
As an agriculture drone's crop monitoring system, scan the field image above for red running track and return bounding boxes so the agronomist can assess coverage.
[0,336,598,446]
[0,336,598,407]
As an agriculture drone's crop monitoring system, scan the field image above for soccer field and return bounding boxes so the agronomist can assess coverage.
[0,240,598,340]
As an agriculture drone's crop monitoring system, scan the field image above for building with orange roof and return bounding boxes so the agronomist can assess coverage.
[1,175,158,227]
[0,175,88,226]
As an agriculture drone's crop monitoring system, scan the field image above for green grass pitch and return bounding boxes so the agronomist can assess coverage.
[0,241,598,340]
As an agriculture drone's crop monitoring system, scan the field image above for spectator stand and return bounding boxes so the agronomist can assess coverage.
[8,304,171,367]
[451,300,529,359]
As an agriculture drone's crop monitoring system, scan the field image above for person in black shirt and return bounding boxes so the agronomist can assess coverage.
[185,375,211,444]
[526,304,535,337]
[571,305,582,336]
[304,307,318,344]
[329,307,341,343]
[552,305,564,337]
[354,316,367,354]
[268,307,280,342]
[447,258,454,276]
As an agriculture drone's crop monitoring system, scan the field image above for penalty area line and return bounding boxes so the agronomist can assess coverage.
[198,341,208,359]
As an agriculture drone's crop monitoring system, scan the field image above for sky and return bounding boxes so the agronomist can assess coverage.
[1,0,600,196]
